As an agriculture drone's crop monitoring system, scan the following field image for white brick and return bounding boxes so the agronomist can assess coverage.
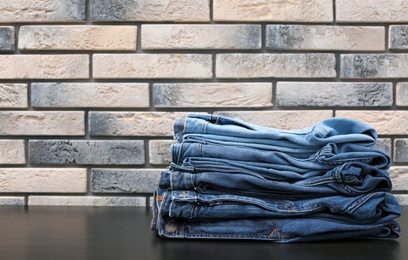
[389,166,408,191]
[215,111,333,130]
[335,111,408,135]
[142,25,261,50]
[0,140,25,164]
[213,0,333,22]
[337,0,408,22]
[0,168,87,193]
[396,83,408,107]
[0,83,27,108]
[19,26,137,51]
[0,0,85,23]
[0,111,84,136]
[93,54,212,79]
[0,55,89,79]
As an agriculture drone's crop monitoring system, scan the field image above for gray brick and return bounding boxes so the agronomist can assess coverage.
[0,197,25,206]
[374,138,392,157]
[389,25,408,50]
[216,53,336,78]
[89,112,190,137]
[0,0,85,23]
[0,27,15,51]
[341,54,408,78]
[149,140,174,165]
[0,83,28,108]
[31,83,149,108]
[395,139,408,163]
[28,196,146,207]
[29,140,145,165]
[277,82,392,107]
[153,83,272,108]
[91,169,161,193]
[91,0,209,22]
[396,83,408,107]
[142,25,261,50]
[266,25,384,51]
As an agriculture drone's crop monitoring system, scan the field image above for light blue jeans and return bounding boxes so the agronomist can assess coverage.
[172,142,391,172]
[174,114,378,148]
[159,162,392,198]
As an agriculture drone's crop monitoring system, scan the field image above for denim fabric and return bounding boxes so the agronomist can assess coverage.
[174,114,378,147]
[155,213,400,243]
[172,142,391,171]
[152,189,401,243]
[151,114,401,242]
[180,157,328,180]
[159,189,400,223]
[159,162,392,198]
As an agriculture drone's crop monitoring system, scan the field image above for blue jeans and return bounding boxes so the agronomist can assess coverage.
[151,114,401,242]
[159,162,392,198]
[151,189,401,243]
[172,141,391,171]
[174,114,378,147]
[158,189,400,223]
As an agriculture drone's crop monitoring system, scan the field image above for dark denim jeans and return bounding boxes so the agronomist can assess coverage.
[158,189,400,223]
[151,189,401,243]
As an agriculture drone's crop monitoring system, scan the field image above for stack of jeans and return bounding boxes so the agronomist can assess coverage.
[151,114,401,242]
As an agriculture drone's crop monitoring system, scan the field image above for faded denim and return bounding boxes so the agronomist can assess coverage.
[159,162,392,198]
[174,114,378,147]
[172,141,391,171]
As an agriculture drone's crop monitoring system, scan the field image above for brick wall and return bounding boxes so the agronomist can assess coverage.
[1,0,408,206]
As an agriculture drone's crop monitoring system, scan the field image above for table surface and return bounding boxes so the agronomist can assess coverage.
[0,205,406,260]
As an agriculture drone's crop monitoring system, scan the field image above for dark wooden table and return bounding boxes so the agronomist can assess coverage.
[0,205,406,260]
